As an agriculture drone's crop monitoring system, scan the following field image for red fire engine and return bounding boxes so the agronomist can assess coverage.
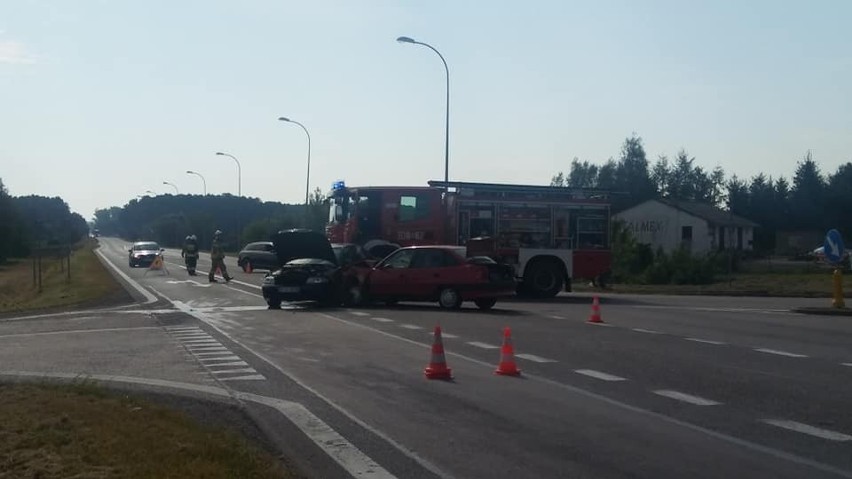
[326,180,612,297]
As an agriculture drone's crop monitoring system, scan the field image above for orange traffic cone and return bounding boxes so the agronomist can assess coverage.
[246,262,253,274]
[424,325,453,380]
[495,327,521,376]
[588,295,604,323]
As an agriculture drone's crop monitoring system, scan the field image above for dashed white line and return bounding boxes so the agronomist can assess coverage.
[548,315,566,320]
[430,331,459,339]
[187,346,228,352]
[754,348,808,358]
[371,317,394,323]
[515,353,557,363]
[399,324,423,330]
[841,363,852,367]
[350,311,369,317]
[654,390,721,406]
[632,328,662,334]
[182,339,221,344]
[763,419,852,442]
[574,369,627,382]
[210,368,258,375]
[685,337,726,345]
[166,327,202,332]
[198,356,242,362]
[194,351,237,356]
[172,333,212,339]
[220,374,266,381]
[205,361,250,368]
[587,322,614,327]
[466,341,500,350]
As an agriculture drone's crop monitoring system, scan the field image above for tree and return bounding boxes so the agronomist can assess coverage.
[0,178,25,262]
[613,135,656,211]
[790,151,826,231]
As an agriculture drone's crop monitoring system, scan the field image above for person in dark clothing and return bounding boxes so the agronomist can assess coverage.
[181,234,199,275]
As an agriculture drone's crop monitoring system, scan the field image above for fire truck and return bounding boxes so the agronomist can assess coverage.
[326,180,612,297]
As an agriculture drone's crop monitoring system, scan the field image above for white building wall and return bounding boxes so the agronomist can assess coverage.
[614,201,714,254]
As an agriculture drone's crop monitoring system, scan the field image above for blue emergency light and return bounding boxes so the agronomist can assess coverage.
[332,180,346,190]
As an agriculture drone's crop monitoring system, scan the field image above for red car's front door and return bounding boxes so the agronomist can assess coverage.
[366,249,418,298]
[406,249,473,299]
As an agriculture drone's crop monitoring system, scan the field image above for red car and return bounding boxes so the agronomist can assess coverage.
[357,245,516,310]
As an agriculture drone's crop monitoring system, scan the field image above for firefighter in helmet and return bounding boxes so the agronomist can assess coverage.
[181,234,199,275]
[209,229,232,283]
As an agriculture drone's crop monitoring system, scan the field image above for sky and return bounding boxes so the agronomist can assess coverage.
[1,0,851,219]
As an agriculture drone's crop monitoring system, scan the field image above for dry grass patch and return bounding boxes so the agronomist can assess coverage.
[0,382,295,479]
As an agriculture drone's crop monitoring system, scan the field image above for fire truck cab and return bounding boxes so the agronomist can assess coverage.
[326,180,612,298]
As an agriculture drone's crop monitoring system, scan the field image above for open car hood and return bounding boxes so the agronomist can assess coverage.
[271,229,337,266]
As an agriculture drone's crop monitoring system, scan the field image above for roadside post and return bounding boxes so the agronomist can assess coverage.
[823,229,846,309]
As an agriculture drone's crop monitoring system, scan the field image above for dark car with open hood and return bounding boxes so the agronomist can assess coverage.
[261,229,370,309]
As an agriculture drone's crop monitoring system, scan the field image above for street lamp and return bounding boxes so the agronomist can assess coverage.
[397,35,450,190]
[145,190,156,196]
[163,181,179,194]
[215,152,241,197]
[186,170,207,195]
[277,117,312,208]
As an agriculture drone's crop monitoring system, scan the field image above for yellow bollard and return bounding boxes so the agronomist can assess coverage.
[832,268,845,309]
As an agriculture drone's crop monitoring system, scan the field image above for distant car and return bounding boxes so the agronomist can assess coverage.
[261,230,369,309]
[128,241,163,268]
[237,241,278,272]
[358,245,516,310]
[811,245,851,265]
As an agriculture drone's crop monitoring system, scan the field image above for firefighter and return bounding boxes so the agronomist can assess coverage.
[181,234,199,276]
[208,230,232,283]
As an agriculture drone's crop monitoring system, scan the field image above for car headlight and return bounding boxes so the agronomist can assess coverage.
[306,276,329,284]
[262,276,275,285]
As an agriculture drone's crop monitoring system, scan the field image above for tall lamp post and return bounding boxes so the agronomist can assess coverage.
[277,116,312,215]
[215,152,241,197]
[163,181,179,194]
[186,170,207,195]
[396,35,450,190]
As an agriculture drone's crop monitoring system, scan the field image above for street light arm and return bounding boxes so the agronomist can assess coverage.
[162,181,179,194]
[278,117,312,207]
[216,152,242,196]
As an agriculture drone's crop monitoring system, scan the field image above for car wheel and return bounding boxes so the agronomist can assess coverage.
[266,294,282,310]
[437,287,462,309]
[128,261,135,268]
[524,262,563,298]
[474,298,497,310]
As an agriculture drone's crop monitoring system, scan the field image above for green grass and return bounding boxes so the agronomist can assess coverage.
[0,239,123,313]
[0,382,295,479]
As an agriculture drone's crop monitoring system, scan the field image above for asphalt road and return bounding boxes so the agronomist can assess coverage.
[4,237,851,479]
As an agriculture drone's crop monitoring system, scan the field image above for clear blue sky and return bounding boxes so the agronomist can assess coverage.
[2,0,850,218]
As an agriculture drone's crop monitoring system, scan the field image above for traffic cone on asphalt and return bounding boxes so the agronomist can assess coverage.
[246,262,253,274]
[424,325,453,380]
[588,295,604,323]
[495,327,521,376]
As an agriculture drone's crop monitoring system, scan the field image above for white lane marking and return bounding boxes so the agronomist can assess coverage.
[632,328,662,334]
[181,339,221,344]
[430,331,459,339]
[312,313,852,479]
[0,326,160,339]
[516,353,557,363]
[654,390,722,406]
[94,248,158,304]
[636,305,791,314]
[0,371,390,478]
[754,348,808,358]
[220,374,267,381]
[574,369,627,381]
[205,361,250,368]
[587,322,614,327]
[685,337,726,345]
[548,315,565,320]
[194,351,238,357]
[842,363,852,367]
[210,368,258,375]
[399,324,423,330]
[466,341,500,349]
[186,346,228,352]
[763,420,852,442]
[198,356,242,362]
[166,327,202,332]
[171,332,211,337]
[371,317,394,323]
[350,311,369,317]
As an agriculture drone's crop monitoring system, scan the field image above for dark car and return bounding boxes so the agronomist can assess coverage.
[128,241,163,267]
[237,241,278,272]
[360,245,516,310]
[261,230,366,309]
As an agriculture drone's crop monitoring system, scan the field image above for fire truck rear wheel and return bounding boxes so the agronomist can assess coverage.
[525,262,563,298]
[438,288,462,309]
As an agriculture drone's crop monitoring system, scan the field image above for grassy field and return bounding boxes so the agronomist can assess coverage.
[0,239,124,314]
[0,382,294,479]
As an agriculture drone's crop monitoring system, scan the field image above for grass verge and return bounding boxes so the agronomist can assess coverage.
[0,381,295,479]
[0,239,124,314]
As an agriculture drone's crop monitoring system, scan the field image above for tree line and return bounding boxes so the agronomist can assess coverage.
[0,178,90,263]
[92,188,327,251]
[551,136,852,254]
